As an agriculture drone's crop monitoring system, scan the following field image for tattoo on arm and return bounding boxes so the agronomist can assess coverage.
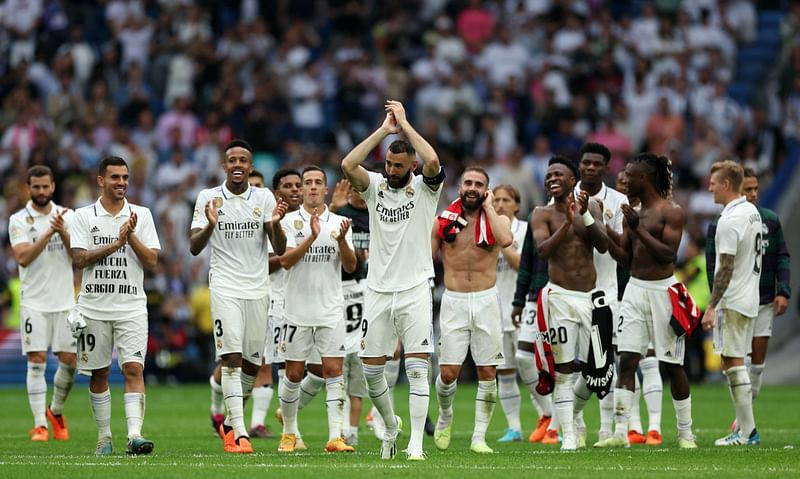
[709,254,735,308]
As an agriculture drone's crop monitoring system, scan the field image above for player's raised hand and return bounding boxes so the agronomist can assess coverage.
[336,218,351,242]
[205,199,219,226]
[621,203,639,230]
[380,110,400,135]
[565,194,575,225]
[118,218,133,246]
[50,208,68,236]
[483,189,495,208]
[310,209,321,238]
[129,211,138,231]
[576,190,590,215]
[272,198,288,223]
[331,179,350,212]
[385,100,407,126]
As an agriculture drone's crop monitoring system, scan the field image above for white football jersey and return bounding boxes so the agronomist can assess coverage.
[281,206,353,327]
[715,196,762,317]
[496,218,526,332]
[575,182,628,297]
[361,171,442,292]
[9,201,75,312]
[191,183,276,299]
[72,199,161,320]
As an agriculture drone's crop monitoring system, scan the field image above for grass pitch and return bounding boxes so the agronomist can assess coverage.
[1,382,798,478]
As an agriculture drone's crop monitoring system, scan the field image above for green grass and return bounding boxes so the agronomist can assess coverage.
[1,382,799,478]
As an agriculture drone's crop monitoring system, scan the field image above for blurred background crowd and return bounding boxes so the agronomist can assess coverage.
[1,0,799,383]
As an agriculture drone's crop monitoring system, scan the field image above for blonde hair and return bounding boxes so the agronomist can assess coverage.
[710,160,744,192]
[492,184,521,204]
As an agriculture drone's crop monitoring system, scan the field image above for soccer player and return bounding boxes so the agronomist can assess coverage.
[70,156,161,455]
[511,222,556,444]
[702,161,764,446]
[612,167,660,445]
[247,170,277,438]
[597,153,697,449]
[572,144,662,445]
[190,140,287,453]
[341,100,444,460]
[9,166,77,442]
[491,184,528,443]
[209,170,300,439]
[277,166,356,453]
[706,167,790,432]
[431,168,513,454]
[330,178,371,446]
[531,157,608,451]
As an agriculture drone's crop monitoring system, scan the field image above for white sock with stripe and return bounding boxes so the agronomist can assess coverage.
[497,372,522,431]
[50,362,76,416]
[26,362,47,428]
[325,375,346,441]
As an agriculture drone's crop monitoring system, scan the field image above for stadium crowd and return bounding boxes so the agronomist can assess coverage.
[1,0,798,382]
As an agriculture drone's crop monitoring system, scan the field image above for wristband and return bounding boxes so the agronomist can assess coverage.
[582,210,595,227]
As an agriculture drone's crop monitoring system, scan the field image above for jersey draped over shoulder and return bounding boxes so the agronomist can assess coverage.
[361,171,441,292]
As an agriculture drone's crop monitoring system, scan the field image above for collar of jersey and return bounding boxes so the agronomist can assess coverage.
[575,181,608,201]
[25,200,52,217]
[221,182,252,200]
[299,204,331,222]
[93,197,131,217]
[723,195,747,213]
[383,173,416,191]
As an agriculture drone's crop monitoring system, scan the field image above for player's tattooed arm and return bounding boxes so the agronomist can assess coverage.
[72,216,133,268]
[708,253,735,308]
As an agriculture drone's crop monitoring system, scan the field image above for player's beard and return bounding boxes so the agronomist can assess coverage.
[387,169,412,189]
[460,191,483,212]
[32,193,52,207]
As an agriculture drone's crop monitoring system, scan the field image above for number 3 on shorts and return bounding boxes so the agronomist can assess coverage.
[214,319,223,337]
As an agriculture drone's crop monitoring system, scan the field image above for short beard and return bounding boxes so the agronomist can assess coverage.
[387,169,412,189]
[459,192,482,212]
[33,195,51,207]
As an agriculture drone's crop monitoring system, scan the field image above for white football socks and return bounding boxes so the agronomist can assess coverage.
[124,392,145,439]
[298,372,325,410]
[472,380,497,444]
[497,372,522,431]
[406,358,429,454]
[209,375,224,416]
[26,362,47,428]
[640,357,662,433]
[279,378,301,435]
[50,362,76,416]
[90,389,112,440]
[221,366,246,437]
[250,386,273,429]
[325,375,346,441]
[727,366,755,437]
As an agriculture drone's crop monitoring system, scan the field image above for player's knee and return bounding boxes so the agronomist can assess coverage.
[439,369,458,384]
[121,362,144,381]
[57,352,78,367]
[618,353,639,377]
[27,351,47,364]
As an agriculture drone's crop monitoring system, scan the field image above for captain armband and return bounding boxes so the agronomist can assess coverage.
[423,167,446,185]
